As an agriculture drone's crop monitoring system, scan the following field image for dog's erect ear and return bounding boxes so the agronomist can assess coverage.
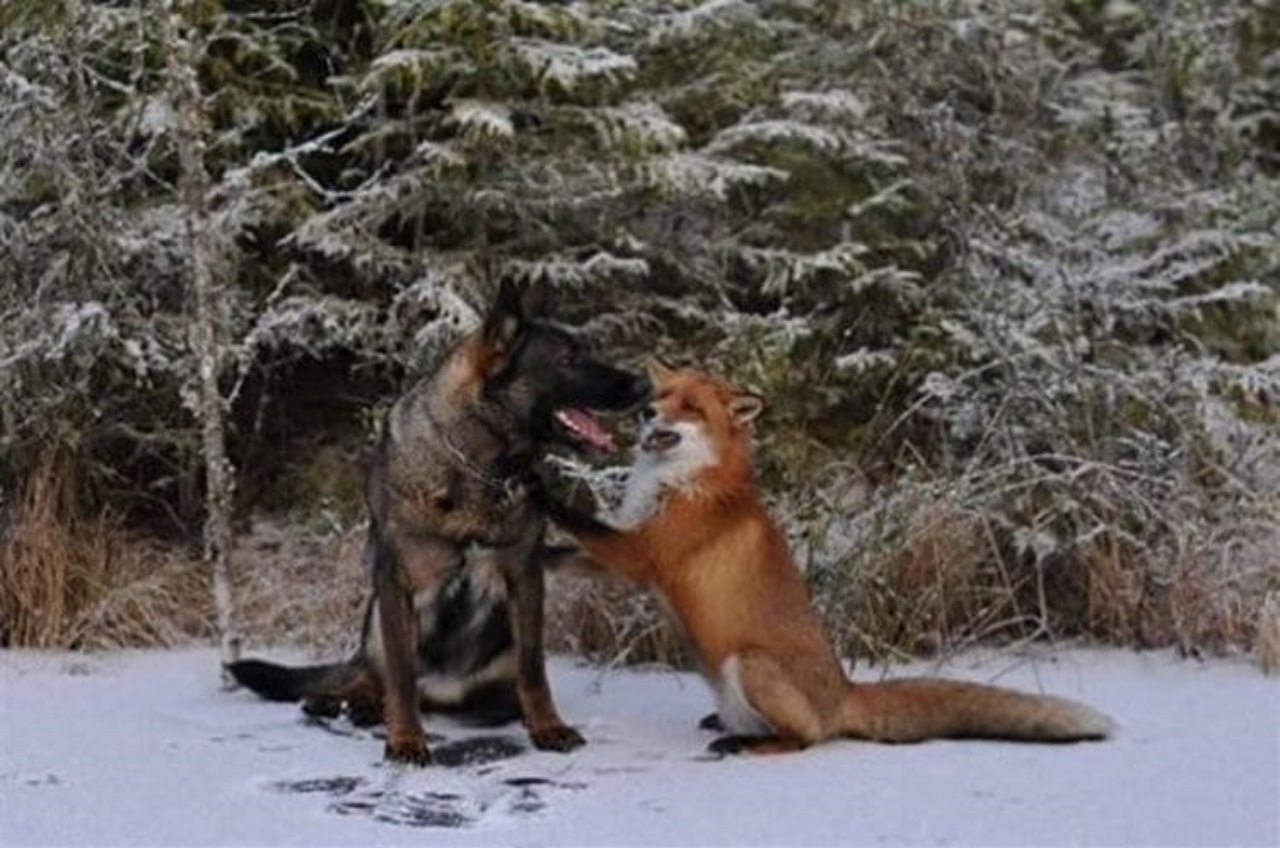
[520,280,550,318]
[727,391,765,426]
[647,357,678,384]
[483,277,526,353]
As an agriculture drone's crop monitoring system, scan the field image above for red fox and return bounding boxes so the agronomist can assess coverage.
[544,363,1114,755]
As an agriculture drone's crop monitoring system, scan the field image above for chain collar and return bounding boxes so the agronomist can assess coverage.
[425,406,526,502]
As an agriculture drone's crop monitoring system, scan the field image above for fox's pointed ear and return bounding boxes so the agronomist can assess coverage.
[647,357,677,384]
[483,277,526,353]
[728,391,765,426]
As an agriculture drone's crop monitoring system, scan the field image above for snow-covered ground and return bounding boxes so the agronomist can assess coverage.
[1,647,1276,847]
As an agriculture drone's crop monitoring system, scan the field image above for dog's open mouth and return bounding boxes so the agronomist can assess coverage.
[641,427,681,454]
[553,408,616,453]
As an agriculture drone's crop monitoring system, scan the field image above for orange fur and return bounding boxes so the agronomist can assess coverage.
[555,364,1114,754]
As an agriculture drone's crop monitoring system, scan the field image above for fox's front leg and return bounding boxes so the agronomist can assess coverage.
[537,491,652,584]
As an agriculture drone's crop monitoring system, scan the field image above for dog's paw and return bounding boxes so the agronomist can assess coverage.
[530,725,585,753]
[698,712,725,732]
[301,696,342,720]
[384,736,433,767]
[346,699,382,728]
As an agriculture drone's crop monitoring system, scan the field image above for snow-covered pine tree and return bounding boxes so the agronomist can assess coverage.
[1,1,169,491]
[1,0,371,523]
[280,0,686,368]
[797,0,1279,658]
[0,0,373,647]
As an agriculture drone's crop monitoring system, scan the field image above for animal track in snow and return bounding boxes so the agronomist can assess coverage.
[267,734,588,829]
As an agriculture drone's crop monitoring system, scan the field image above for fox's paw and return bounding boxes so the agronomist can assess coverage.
[707,734,807,756]
[530,725,585,753]
[698,712,725,732]
[707,735,755,757]
[384,735,433,767]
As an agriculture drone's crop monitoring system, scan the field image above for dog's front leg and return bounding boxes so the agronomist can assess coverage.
[500,539,586,753]
[373,542,432,766]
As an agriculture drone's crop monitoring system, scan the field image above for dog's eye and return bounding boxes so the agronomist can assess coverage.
[556,349,578,367]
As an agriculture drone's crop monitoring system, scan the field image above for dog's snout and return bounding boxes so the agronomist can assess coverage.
[629,376,652,406]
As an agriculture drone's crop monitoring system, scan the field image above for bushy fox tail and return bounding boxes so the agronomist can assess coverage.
[226,656,366,703]
[839,678,1113,743]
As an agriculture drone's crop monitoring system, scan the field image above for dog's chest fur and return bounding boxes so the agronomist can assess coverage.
[387,394,536,548]
[413,551,510,673]
[364,550,514,703]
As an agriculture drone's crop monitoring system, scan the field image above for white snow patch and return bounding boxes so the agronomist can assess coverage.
[447,100,515,140]
[646,0,759,48]
[782,90,871,121]
[594,102,687,151]
[137,95,177,136]
[0,648,1276,846]
[511,39,637,89]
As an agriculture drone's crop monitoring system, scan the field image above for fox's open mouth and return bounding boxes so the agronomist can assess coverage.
[641,426,681,454]
[553,408,616,453]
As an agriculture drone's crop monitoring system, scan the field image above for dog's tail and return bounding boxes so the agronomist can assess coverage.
[226,656,366,703]
[839,678,1113,743]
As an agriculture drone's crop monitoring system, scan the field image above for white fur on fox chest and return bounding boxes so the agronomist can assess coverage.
[611,421,716,529]
[714,655,771,735]
[614,421,769,733]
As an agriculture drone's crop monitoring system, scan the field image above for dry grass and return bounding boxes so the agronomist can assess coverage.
[545,571,685,667]
[847,509,1011,660]
[1257,592,1280,675]
[799,478,1280,673]
[5,449,1275,678]
[549,486,1278,673]
[180,488,1280,675]
[1069,491,1279,662]
[231,519,684,665]
[0,448,367,655]
[1,450,211,650]
[230,517,368,656]
[229,518,689,667]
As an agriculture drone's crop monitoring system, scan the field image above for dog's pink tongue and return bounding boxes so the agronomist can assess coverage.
[557,408,615,452]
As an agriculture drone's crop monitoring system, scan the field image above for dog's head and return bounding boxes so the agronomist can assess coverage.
[475,278,650,453]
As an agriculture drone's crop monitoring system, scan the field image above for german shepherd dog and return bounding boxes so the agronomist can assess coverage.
[229,280,649,765]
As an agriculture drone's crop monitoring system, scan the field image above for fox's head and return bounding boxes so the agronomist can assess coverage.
[633,361,764,488]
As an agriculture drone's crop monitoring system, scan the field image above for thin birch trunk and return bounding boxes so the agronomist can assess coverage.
[162,2,239,683]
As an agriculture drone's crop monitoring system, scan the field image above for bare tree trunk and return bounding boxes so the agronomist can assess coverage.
[162,2,240,683]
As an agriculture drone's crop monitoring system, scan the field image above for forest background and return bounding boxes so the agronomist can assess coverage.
[2,0,1277,672]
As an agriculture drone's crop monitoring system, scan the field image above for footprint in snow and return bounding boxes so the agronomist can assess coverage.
[331,789,481,828]
[430,735,526,767]
[268,734,586,829]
